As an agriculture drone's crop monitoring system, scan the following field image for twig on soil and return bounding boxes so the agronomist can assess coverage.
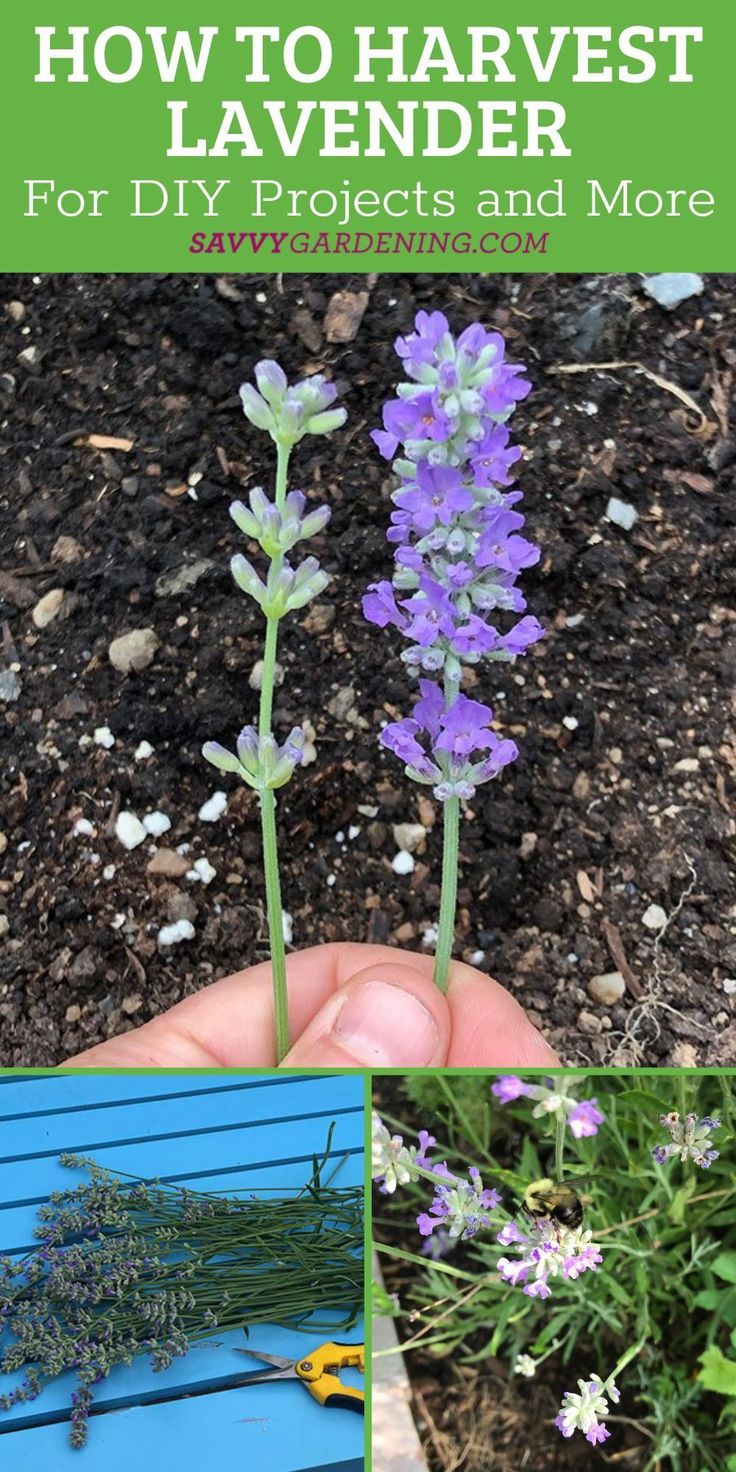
[546,360,710,430]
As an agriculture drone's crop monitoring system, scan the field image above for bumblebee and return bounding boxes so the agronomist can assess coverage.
[523,1177,584,1231]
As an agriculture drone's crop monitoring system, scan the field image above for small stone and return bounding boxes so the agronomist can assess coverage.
[606,497,638,531]
[143,811,171,838]
[572,772,591,800]
[73,818,95,838]
[0,915,9,939]
[109,627,159,674]
[416,795,436,828]
[324,289,370,343]
[302,603,336,635]
[17,344,42,373]
[32,588,65,628]
[300,720,317,766]
[6,301,26,323]
[587,971,626,1006]
[671,1042,698,1067]
[392,850,415,876]
[249,659,284,691]
[122,995,144,1016]
[723,979,736,996]
[519,831,538,859]
[327,686,356,721]
[65,1004,82,1023]
[69,946,100,985]
[165,891,197,924]
[673,758,699,773]
[186,857,216,885]
[198,791,228,823]
[643,272,703,309]
[642,903,668,932]
[392,822,427,854]
[134,741,155,761]
[562,715,579,731]
[157,919,195,947]
[0,670,22,703]
[115,811,147,851]
[51,534,84,565]
[0,833,7,856]
[154,557,215,599]
[94,726,115,749]
[577,1009,603,1035]
[147,848,190,878]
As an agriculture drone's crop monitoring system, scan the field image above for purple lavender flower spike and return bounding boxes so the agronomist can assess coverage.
[363,310,543,990]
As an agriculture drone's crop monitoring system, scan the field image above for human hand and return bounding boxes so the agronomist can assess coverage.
[66,943,559,1068]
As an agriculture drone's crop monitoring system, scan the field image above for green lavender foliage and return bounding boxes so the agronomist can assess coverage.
[0,1135,363,1449]
[374,1073,736,1472]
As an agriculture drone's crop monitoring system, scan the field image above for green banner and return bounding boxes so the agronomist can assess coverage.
[0,2,733,271]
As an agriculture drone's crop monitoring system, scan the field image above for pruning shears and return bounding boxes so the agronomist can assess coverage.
[234,1340,365,1413]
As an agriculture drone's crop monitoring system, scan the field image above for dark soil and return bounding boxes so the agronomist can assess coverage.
[0,272,734,1066]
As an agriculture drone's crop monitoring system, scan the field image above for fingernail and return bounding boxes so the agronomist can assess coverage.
[332,981,439,1066]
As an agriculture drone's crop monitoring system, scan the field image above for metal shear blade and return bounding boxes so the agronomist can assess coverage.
[233,1348,300,1383]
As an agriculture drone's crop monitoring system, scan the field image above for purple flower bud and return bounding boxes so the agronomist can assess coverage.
[202,742,242,775]
[239,382,274,432]
[254,359,288,405]
[231,553,266,603]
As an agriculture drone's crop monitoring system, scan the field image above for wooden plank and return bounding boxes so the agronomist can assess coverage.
[0,1074,357,1165]
[0,1073,316,1120]
[0,1379,364,1471]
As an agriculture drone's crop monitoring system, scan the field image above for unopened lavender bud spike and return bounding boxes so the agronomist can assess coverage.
[203,360,345,1060]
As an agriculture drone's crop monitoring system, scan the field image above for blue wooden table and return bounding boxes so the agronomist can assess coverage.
[0,1072,365,1471]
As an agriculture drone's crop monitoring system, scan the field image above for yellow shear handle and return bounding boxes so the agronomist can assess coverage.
[296,1342,365,1412]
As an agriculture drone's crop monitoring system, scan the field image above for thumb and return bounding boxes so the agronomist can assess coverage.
[281,962,450,1067]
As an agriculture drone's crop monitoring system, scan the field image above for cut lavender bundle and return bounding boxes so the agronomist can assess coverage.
[203,363,346,1059]
[0,1144,362,1449]
[364,311,544,991]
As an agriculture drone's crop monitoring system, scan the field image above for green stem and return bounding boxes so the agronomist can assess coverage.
[554,1111,566,1182]
[605,1338,646,1390]
[255,439,292,1061]
[433,795,460,993]
[260,786,289,1061]
[258,614,280,737]
[433,664,462,993]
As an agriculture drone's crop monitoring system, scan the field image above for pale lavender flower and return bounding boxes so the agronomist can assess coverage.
[417,1166,502,1242]
[491,1076,535,1104]
[568,1100,605,1139]
[241,360,346,447]
[497,1218,603,1300]
[203,726,305,793]
[492,1076,605,1139]
[555,1374,619,1445]
[652,1111,721,1169]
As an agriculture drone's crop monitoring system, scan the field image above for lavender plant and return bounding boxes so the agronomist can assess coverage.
[372,1072,735,1470]
[363,311,543,990]
[203,363,346,1059]
[0,1139,362,1449]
